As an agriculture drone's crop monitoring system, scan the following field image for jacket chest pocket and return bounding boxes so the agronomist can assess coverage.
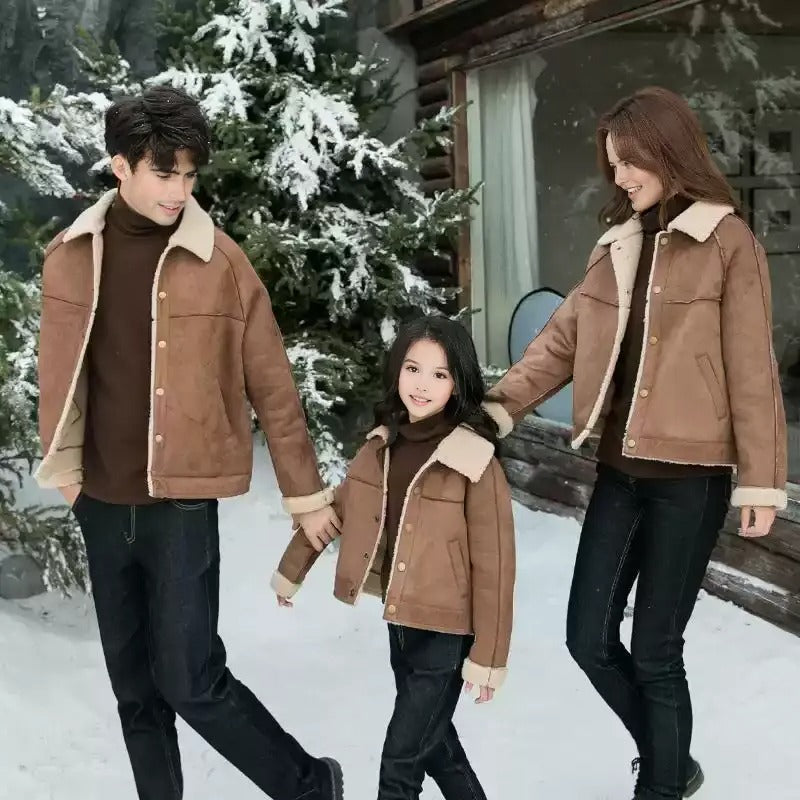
[579,263,621,309]
[662,250,723,304]
[419,471,466,503]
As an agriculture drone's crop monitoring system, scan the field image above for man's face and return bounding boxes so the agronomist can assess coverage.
[111,148,198,225]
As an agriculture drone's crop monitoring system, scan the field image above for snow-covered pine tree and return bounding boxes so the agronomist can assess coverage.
[151,0,474,482]
[0,50,116,591]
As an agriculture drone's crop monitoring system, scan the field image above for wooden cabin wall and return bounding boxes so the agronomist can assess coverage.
[501,417,800,634]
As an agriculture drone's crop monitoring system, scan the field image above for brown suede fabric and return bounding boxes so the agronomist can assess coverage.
[597,197,731,479]
[82,194,178,505]
[272,425,516,689]
[486,201,788,509]
[35,190,332,513]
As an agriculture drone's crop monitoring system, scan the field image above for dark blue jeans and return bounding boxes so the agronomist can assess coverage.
[566,465,731,799]
[74,494,329,800]
[378,624,487,800]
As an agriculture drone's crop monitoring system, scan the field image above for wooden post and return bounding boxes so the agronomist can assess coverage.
[450,68,472,308]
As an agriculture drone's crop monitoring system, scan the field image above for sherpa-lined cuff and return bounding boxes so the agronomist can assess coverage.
[731,486,787,510]
[34,468,83,490]
[482,401,513,439]
[270,571,302,599]
[461,658,508,690]
[281,487,335,515]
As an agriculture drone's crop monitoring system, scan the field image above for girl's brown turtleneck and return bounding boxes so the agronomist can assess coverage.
[380,410,456,594]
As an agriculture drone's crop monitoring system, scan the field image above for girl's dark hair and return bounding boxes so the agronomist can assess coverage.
[104,85,211,172]
[597,86,740,227]
[373,315,499,450]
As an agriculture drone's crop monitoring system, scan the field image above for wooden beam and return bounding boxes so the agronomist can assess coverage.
[382,0,489,35]
[419,155,453,179]
[450,68,471,308]
[421,177,454,194]
[543,0,597,16]
[704,564,800,636]
[461,0,700,68]
[415,99,449,123]
[417,2,546,63]
[417,77,450,105]
[415,252,454,276]
[712,532,800,594]
[417,55,465,85]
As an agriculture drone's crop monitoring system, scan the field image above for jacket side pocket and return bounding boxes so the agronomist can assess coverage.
[447,540,469,596]
[696,354,727,420]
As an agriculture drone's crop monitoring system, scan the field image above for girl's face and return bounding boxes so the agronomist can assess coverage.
[606,133,664,213]
[398,338,455,423]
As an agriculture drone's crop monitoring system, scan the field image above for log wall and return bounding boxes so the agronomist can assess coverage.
[500,416,800,634]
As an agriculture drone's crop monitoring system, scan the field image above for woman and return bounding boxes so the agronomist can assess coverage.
[484,86,787,799]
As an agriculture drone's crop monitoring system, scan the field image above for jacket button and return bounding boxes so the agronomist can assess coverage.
[397,562,406,572]
[405,523,413,532]
[155,434,164,444]
[158,340,167,349]
[374,514,380,522]
[349,588,356,597]
[158,291,167,300]
[639,389,649,398]
[649,336,659,345]
[155,387,165,396]
[652,286,662,294]
[413,487,421,496]
[627,438,636,448]
[387,604,397,614]
[363,552,369,559]
[659,236,668,246]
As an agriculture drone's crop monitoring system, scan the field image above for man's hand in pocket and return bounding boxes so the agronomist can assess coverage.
[60,484,82,509]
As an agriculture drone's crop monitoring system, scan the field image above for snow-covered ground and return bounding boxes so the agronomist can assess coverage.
[2,457,799,799]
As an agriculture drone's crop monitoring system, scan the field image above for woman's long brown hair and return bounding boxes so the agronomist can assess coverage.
[596,86,740,227]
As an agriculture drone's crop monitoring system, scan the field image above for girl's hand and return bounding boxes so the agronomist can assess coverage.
[463,681,494,704]
[276,594,293,607]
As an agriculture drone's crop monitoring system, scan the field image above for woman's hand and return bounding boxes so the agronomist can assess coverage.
[276,594,293,608]
[739,506,777,538]
[463,681,494,704]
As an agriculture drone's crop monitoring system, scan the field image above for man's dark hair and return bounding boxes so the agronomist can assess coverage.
[104,85,211,172]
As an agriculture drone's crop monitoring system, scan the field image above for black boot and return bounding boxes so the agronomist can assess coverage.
[631,756,704,799]
[683,758,704,797]
[319,757,344,800]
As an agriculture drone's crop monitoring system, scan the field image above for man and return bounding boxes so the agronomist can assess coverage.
[35,85,343,800]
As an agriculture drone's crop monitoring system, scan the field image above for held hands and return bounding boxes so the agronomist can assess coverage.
[276,594,293,608]
[739,506,776,538]
[294,505,342,552]
[463,681,494,704]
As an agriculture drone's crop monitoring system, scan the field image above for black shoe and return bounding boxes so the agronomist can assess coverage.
[684,758,704,797]
[319,756,344,800]
[631,756,703,798]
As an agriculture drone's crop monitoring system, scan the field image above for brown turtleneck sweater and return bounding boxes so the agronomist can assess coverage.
[596,197,731,479]
[380,410,456,595]
[82,194,181,505]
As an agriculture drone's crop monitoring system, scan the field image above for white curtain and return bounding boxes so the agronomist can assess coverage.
[467,54,545,367]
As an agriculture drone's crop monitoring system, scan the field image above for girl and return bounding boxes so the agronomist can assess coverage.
[484,86,787,800]
[272,315,516,800]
